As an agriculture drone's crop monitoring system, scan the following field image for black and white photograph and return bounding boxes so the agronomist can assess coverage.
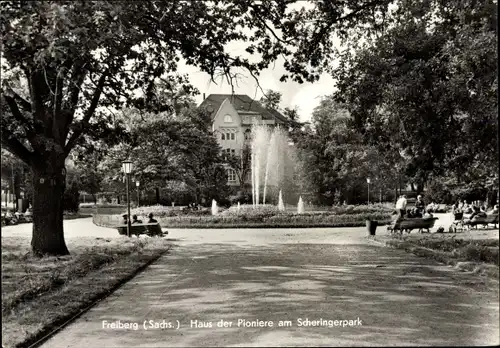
[1,0,498,347]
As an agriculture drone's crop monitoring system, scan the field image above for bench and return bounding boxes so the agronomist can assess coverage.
[116,223,166,237]
[389,217,439,234]
[464,214,498,229]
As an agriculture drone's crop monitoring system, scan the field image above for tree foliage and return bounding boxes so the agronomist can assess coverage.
[99,107,229,206]
[333,0,498,196]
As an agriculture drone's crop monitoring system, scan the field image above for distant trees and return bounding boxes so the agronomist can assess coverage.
[293,98,399,205]
[291,0,497,205]
[98,106,230,206]
[332,0,497,203]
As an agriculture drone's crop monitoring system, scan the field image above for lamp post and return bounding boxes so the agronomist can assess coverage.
[367,178,371,205]
[136,181,140,207]
[122,160,133,237]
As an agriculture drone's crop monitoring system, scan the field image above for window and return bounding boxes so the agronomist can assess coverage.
[227,169,236,182]
[231,149,235,155]
[221,133,225,140]
[230,133,235,140]
[224,115,233,123]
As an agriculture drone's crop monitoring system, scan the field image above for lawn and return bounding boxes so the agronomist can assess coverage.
[378,232,499,278]
[1,235,170,348]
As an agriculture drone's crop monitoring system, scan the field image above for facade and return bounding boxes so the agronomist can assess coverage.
[199,94,289,188]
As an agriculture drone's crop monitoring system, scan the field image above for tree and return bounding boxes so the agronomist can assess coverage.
[1,1,404,255]
[225,144,252,193]
[100,106,229,207]
[294,97,401,204]
[260,90,282,111]
[72,147,104,204]
[1,149,30,210]
[333,0,497,195]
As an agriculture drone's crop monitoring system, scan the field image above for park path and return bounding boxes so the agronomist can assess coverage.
[29,223,499,347]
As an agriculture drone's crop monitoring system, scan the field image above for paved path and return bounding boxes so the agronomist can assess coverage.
[1,217,120,239]
[31,224,499,347]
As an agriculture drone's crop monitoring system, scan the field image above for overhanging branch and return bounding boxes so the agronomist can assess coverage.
[7,88,31,112]
[0,127,34,165]
[3,95,36,137]
[64,70,109,156]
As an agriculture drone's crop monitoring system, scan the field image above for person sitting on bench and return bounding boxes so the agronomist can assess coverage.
[488,205,499,215]
[147,213,158,223]
[423,210,434,219]
[469,205,486,220]
[122,214,129,225]
[415,195,425,217]
[131,214,143,224]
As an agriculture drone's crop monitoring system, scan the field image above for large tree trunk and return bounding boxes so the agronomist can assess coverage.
[416,182,424,194]
[155,187,160,204]
[31,164,69,256]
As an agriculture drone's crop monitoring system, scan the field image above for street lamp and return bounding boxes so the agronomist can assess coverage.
[136,181,140,207]
[122,160,133,237]
[367,178,371,205]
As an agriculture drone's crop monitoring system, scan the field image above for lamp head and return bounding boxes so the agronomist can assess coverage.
[122,160,133,174]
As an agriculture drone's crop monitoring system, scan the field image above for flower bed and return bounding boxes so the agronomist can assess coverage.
[93,205,392,229]
[130,204,211,217]
[329,203,394,215]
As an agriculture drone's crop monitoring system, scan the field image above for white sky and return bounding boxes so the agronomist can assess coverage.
[178,1,339,123]
[180,57,336,123]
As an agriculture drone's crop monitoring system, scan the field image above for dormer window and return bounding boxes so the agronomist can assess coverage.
[224,114,233,123]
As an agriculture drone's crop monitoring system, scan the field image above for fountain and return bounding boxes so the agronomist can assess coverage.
[297,196,304,214]
[250,123,293,207]
[278,190,285,211]
[237,202,241,211]
[211,199,218,215]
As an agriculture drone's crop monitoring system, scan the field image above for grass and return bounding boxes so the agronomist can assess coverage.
[379,233,499,278]
[1,235,170,348]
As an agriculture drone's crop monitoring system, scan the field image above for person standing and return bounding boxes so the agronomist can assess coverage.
[395,195,408,218]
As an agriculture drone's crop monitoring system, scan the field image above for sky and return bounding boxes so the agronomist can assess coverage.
[177,1,339,123]
[180,58,336,123]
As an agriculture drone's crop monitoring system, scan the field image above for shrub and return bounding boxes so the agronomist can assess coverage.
[130,205,211,218]
[329,203,394,215]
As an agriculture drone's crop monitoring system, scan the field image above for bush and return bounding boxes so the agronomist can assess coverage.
[330,203,394,215]
[221,204,281,217]
[130,204,211,218]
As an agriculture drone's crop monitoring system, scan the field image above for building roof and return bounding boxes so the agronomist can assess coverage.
[199,94,290,124]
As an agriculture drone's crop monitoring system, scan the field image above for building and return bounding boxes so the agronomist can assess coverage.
[199,94,290,188]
